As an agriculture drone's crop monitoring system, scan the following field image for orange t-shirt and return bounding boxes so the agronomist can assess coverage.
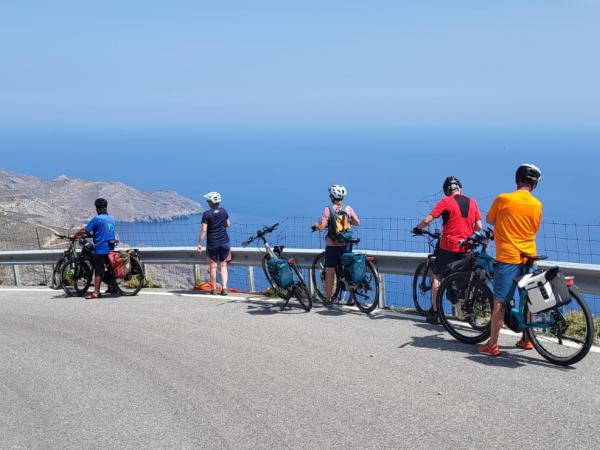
[487,190,543,264]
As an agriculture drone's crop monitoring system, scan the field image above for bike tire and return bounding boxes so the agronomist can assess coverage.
[525,287,595,366]
[290,263,312,312]
[310,252,341,302]
[114,257,145,296]
[412,261,433,315]
[352,261,380,314]
[60,258,92,297]
[50,257,65,290]
[261,255,277,290]
[437,271,493,344]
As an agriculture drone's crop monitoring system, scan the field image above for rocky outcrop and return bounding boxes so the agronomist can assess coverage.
[0,169,202,227]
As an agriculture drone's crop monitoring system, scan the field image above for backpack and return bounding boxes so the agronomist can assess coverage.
[327,205,353,243]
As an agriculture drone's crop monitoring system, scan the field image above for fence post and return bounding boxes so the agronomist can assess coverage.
[194,264,202,286]
[378,273,386,309]
[247,266,255,292]
[308,268,314,296]
[12,265,21,286]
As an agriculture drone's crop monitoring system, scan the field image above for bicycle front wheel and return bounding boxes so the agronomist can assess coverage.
[61,258,92,297]
[437,272,493,344]
[115,257,145,296]
[412,261,433,315]
[352,261,380,314]
[290,263,312,312]
[525,287,595,366]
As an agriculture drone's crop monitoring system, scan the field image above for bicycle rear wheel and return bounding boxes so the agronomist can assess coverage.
[352,261,380,314]
[114,257,145,296]
[290,263,312,312]
[412,261,433,315]
[61,258,92,297]
[50,257,65,290]
[525,287,595,366]
[310,252,340,302]
[437,272,493,344]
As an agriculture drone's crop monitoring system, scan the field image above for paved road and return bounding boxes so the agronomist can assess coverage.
[1,288,599,449]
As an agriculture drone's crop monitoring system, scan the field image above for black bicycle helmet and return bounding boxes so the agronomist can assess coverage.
[515,163,542,188]
[94,198,108,209]
[443,176,462,195]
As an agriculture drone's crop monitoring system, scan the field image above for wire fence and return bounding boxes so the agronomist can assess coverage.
[1,215,600,315]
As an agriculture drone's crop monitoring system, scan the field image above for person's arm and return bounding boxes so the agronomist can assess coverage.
[473,200,483,231]
[312,208,329,231]
[226,218,231,228]
[486,197,500,226]
[197,223,208,252]
[348,207,360,226]
[474,219,483,231]
[416,214,434,230]
[415,199,444,232]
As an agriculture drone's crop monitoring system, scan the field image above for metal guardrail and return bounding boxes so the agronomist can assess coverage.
[1,247,600,296]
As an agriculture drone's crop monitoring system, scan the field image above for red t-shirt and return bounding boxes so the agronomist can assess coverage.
[429,194,482,252]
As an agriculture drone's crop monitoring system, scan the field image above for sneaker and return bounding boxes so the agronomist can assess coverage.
[426,312,440,325]
[220,288,228,296]
[516,339,534,350]
[478,342,500,357]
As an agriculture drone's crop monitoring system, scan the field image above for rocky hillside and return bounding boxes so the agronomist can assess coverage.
[0,169,202,228]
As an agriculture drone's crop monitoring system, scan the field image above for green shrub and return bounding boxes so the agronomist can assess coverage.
[126,275,162,289]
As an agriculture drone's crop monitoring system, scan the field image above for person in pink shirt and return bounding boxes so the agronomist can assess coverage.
[312,185,361,302]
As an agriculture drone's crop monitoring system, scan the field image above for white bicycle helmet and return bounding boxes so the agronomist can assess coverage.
[203,192,222,203]
[328,184,347,200]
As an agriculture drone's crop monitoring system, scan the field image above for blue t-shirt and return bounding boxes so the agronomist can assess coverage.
[201,208,230,248]
[85,214,117,255]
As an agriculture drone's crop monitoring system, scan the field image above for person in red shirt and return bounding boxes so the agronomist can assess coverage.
[413,176,483,324]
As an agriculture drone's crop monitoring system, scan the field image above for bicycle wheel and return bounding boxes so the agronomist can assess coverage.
[261,255,277,290]
[525,287,595,366]
[352,261,380,314]
[60,258,92,297]
[437,271,493,344]
[310,252,340,302]
[290,263,312,312]
[412,261,433,315]
[114,257,145,296]
[50,257,65,290]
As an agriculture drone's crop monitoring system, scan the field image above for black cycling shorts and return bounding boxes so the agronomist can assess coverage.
[433,249,466,276]
[91,254,109,276]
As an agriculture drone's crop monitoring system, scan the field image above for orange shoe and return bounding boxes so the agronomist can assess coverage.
[516,339,534,350]
[478,342,500,357]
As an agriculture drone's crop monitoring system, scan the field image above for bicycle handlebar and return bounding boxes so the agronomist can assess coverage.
[412,228,441,240]
[242,223,279,247]
[458,227,494,249]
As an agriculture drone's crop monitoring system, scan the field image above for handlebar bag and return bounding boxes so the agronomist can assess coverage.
[108,251,132,280]
[517,267,572,314]
[341,253,367,283]
[267,258,294,288]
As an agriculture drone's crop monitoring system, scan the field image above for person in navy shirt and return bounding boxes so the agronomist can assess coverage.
[70,198,117,299]
[197,192,231,296]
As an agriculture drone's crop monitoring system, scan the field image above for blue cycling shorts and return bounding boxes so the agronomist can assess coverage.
[493,262,523,303]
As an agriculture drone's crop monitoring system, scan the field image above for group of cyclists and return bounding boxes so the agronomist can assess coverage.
[73,162,544,358]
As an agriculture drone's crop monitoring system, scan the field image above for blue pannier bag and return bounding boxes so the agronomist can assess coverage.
[267,258,294,288]
[341,253,367,283]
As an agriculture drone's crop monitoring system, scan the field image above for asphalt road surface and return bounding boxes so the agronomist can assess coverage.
[1,288,599,449]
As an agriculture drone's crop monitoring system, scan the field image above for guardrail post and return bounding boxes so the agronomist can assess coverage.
[308,268,314,296]
[247,266,255,292]
[194,264,202,286]
[12,265,21,286]
[378,273,386,309]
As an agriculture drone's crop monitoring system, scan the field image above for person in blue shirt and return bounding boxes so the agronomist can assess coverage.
[197,192,231,296]
[70,198,117,299]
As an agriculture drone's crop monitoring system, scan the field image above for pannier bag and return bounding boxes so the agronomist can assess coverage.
[444,253,476,276]
[341,253,367,283]
[267,258,295,288]
[108,251,132,279]
[327,206,353,243]
[517,267,572,314]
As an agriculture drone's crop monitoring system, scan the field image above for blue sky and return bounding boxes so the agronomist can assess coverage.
[1,1,599,128]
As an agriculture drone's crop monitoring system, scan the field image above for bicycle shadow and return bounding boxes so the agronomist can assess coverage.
[401,332,574,371]
[245,302,309,316]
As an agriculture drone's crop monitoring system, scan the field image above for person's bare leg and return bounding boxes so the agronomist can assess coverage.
[325,267,335,300]
[93,275,102,295]
[488,300,505,347]
[431,275,441,312]
[219,261,228,289]
[209,261,218,290]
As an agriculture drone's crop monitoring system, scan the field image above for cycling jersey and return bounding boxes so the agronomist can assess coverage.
[85,214,116,255]
[429,194,482,252]
[487,190,542,264]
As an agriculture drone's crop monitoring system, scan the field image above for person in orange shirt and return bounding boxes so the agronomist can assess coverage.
[478,164,543,357]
